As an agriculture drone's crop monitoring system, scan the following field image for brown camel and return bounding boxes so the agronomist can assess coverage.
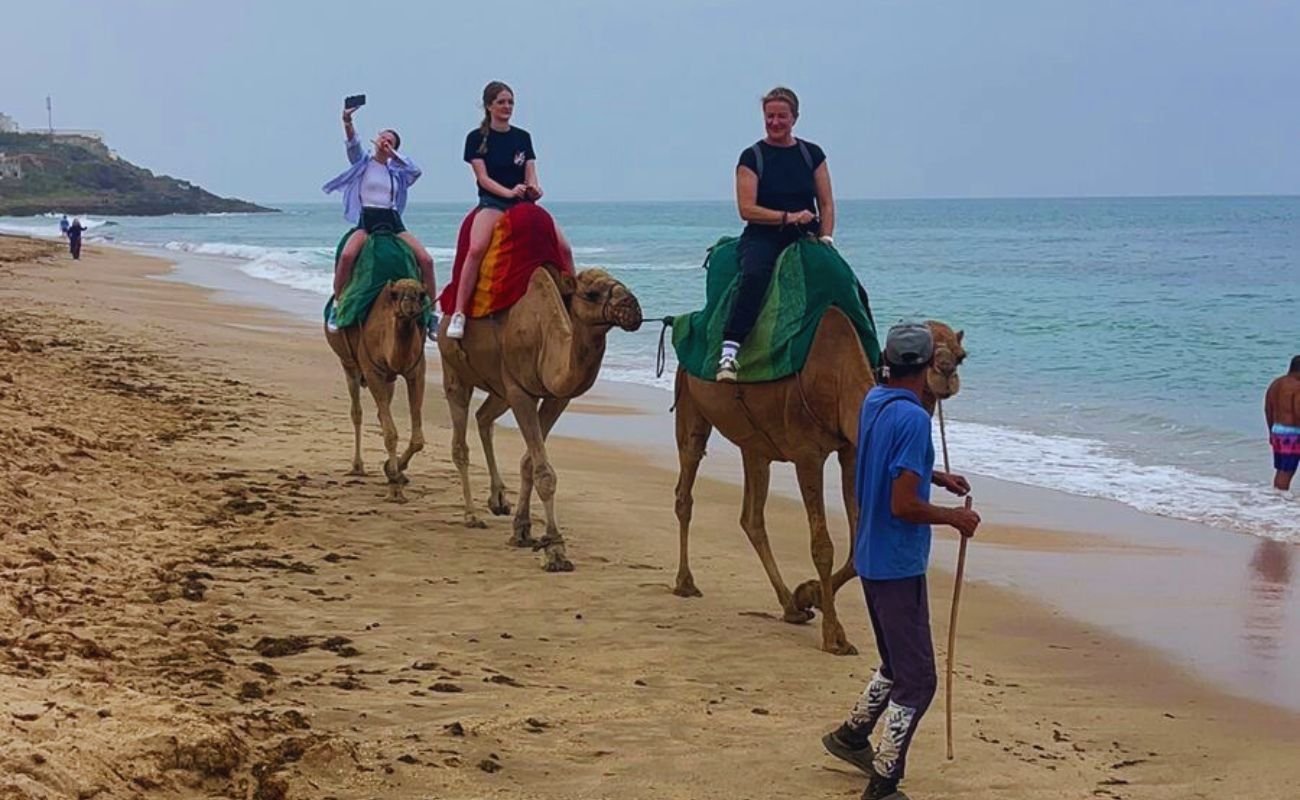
[672,312,965,654]
[438,267,643,571]
[324,278,428,503]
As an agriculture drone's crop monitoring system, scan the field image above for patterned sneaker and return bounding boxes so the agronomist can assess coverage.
[822,723,874,774]
[446,312,467,340]
[716,353,738,382]
[862,771,901,800]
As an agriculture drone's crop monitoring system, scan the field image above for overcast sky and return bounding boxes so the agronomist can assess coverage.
[4,0,1298,204]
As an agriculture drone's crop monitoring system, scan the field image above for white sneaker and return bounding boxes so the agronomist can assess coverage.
[446,312,467,339]
[716,353,738,383]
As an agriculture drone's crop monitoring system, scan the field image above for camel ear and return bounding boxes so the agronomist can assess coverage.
[956,329,965,344]
[555,271,577,296]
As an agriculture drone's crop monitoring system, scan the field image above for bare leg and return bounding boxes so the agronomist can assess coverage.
[1276,470,1295,492]
[507,385,571,571]
[553,221,576,271]
[396,357,425,473]
[475,393,512,516]
[443,368,485,527]
[672,380,712,598]
[738,451,808,622]
[345,369,365,476]
[795,458,856,655]
[336,229,368,299]
[454,208,503,315]
[511,397,569,549]
[366,376,404,503]
[397,230,437,301]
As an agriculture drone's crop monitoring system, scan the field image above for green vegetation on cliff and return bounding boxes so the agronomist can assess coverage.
[0,133,275,216]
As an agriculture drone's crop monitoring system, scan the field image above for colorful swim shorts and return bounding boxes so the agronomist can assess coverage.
[1271,423,1300,473]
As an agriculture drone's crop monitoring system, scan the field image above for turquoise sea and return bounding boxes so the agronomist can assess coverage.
[4,195,1297,541]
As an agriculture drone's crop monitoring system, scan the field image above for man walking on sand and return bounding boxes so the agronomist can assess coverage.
[1265,356,1300,492]
[821,322,980,800]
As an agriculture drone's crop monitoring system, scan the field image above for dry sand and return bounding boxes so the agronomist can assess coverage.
[1,234,1297,799]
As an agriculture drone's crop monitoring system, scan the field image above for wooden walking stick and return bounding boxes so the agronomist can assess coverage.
[939,400,970,761]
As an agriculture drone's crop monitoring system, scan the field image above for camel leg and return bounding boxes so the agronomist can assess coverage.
[672,385,712,598]
[738,452,809,623]
[396,357,426,473]
[511,397,569,549]
[443,372,486,528]
[475,393,512,517]
[367,377,405,503]
[345,369,366,476]
[831,445,860,592]
[795,458,856,656]
[507,387,572,572]
[794,445,860,611]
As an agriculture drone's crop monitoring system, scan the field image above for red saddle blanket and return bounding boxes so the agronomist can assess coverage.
[437,202,570,317]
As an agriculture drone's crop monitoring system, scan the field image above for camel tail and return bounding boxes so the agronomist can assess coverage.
[655,317,675,379]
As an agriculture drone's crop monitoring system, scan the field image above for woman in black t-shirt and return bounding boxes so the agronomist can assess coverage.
[447,80,574,339]
[717,86,837,381]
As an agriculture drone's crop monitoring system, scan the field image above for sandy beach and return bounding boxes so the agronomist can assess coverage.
[2,234,1298,799]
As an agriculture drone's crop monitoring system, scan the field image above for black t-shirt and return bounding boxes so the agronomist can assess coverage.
[464,126,536,200]
[737,139,826,229]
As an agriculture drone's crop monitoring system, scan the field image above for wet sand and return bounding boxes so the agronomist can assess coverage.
[2,234,1298,799]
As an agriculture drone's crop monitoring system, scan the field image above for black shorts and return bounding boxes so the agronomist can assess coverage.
[477,194,519,213]
[360,207,406,235]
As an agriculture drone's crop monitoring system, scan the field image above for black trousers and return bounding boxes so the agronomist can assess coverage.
[862,575,937,780]
[722,226,806,344]
[69,236,82,260]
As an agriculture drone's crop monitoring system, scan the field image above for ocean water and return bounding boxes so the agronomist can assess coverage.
[4,197,1297,542]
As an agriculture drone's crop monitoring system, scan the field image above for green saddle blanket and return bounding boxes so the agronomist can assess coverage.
[670,237,880,383]
[323,229,433,328]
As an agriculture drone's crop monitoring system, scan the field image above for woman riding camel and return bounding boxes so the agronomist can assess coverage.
[717,86,836,382]
[446,80,574,339]
[322,103,436,311]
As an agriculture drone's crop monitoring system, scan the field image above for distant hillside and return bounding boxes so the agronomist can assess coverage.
[0,132,275,216]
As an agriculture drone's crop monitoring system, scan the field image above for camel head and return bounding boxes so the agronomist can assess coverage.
[560,269,643,332]
[384,278,426,321]
[924,321,966,401]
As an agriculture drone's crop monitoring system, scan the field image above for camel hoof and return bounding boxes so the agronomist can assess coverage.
[672,577,703,598]
[507,534,539,549]
[346,465,366,477]
[488,495,512,516]
[783,607,815,625]
[543,556,575,573]
[463,516,488,530]
[792,580,821,612]
[823,641,858,657]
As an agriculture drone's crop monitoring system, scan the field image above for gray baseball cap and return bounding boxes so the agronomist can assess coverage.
[884,322,934,366]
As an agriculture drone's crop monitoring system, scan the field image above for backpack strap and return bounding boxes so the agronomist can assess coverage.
[749,142,764,181]
[797,139,814,172]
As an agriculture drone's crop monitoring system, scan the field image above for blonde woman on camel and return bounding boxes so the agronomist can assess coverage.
[446,81,574,339]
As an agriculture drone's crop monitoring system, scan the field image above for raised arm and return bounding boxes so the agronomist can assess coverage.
[342,107,363,164]
[814,161,835,239]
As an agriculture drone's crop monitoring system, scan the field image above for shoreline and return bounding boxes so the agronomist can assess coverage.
[3,235,1298,799]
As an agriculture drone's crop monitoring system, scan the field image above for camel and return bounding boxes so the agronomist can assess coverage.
[325,277,428,503]
[438,266,643,572]
[671,311,965,654]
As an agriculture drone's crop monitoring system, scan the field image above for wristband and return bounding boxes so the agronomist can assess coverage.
[819,235,834,246]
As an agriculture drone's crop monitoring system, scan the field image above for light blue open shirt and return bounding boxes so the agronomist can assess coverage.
[321,136,422,225]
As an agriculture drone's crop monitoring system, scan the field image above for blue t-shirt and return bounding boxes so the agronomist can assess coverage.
[853,386,935,580]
